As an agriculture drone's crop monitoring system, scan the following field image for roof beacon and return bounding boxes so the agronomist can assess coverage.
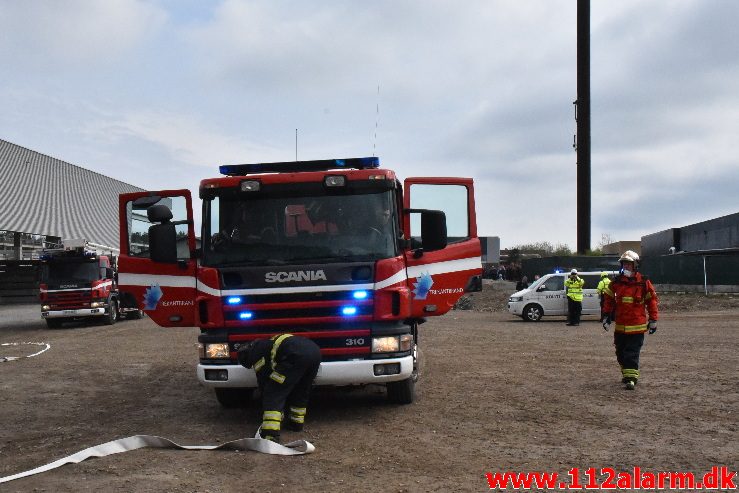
[219,157,380,176]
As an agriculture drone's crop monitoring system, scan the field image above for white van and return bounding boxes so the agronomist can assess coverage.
[507,271,616,322]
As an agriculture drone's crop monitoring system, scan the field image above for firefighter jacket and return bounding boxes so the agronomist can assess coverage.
[564,276,585,302]
[602,273,659,334]
[596,277,611,296]
[238,334,319,388]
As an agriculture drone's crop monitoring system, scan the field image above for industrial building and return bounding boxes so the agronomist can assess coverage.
[0,139,144,303]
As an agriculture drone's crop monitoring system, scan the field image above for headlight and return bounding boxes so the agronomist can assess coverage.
[204,343,230,359]
[372,336,399,353]
[372,335,413,353]
[509,296,523,302]
[91,301,105,308]
[42,305,50,311]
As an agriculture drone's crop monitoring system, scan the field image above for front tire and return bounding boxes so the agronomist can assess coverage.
[387,377,415,404]
[215,388,253,408]
[523,303,543,322]
[126,309,144,320]
[104,300,118,325]
[387,343,418,404]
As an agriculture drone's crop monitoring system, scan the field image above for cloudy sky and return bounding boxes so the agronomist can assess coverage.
[2,0,737,249]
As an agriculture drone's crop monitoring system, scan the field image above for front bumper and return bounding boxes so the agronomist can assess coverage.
[42,308,106,318]
[507,301,523,315]
[197,355,414,388]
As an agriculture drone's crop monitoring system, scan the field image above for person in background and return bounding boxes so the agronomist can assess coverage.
[564,268,584,326]
[602,250,659,390]
[596,271,611,316]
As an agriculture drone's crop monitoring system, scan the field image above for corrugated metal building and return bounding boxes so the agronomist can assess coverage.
[0,138,144,253]
[0,139,145,303]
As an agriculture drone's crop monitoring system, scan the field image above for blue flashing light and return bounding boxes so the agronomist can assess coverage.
[226,296,242,305]
[239,311,254,320]
[341,306,358,316]
[219,157,380,176]
[352,290,369,300]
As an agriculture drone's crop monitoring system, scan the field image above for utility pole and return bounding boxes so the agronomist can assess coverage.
[576,0,591,254]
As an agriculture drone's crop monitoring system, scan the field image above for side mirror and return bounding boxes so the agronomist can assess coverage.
[105,267,115,279]
[421,210,447,252]
[537,285,547,292]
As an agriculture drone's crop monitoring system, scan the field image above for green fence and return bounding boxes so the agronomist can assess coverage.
[641,254,739,293]
[522,254,739,293]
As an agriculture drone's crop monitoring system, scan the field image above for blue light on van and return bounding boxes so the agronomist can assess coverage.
[227,296,243,305]
[239,311,254,320]
[341,306,358,316]
[352,290,369,300]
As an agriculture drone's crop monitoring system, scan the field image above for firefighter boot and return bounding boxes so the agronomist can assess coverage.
[625,380,636,390]
[260,410,283,442]
[286,406,306,432]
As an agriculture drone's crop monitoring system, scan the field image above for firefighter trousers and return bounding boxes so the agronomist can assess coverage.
[613,332,644,383]
[260,338,321,440]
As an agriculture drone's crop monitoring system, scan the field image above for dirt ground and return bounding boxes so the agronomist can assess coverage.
[1,285,737,492]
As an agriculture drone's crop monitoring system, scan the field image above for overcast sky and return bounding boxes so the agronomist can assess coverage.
[2,0,737,249]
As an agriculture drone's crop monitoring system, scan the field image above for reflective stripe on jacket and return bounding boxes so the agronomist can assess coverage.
[602,273,659,334]
[564,276,585,302]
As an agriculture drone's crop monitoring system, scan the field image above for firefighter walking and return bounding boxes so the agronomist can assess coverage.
[564,269,585,326]
[601,251,659,390]
[237,334,322,442]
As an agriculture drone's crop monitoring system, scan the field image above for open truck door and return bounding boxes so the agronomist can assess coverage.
[403,178,482,318]
[118,190,197,327]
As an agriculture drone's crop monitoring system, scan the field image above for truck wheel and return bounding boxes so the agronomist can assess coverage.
[387,343,418,405]
[387,377,415,404]
[215,388,253,408]
[523,303,543,322]
[45,318,64,329]
[127,309,144,320]
[104,301,118,325]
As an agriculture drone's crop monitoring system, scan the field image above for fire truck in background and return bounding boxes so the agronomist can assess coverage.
[117,157,482,406]
[40,239,143,328]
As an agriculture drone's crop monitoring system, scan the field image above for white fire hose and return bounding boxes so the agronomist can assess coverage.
[0,432,315,484]
[1,342,315,483]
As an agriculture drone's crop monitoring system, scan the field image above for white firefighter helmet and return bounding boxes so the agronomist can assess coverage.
[618,250,640,264]
[570,268,578,275]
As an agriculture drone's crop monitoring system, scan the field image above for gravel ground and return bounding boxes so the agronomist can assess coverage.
[1,290,737,492]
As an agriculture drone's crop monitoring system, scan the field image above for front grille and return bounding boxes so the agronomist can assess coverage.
[47,291,91,309]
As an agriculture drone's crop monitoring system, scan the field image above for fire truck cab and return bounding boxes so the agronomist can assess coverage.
[117,157,482,405]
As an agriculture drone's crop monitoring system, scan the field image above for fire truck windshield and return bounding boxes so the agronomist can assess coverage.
[203,190,398,266]
[45,260,100,283]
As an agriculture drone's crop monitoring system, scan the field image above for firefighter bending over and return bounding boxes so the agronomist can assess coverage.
[601,250,659,390]
[237,334,322,442]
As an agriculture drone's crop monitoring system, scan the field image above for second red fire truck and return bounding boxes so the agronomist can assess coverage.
[117,157,482,405]
[40,239,142,328]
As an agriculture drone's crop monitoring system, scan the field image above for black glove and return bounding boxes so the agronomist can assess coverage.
[648,320,657,334]
[601,315,612,331]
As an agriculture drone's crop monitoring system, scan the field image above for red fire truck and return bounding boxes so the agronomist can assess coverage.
[117,157,481,406]
[40,239,143,328]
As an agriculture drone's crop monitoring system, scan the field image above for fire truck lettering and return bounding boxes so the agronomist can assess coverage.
[161,300,194,306]
[265,270,327,283]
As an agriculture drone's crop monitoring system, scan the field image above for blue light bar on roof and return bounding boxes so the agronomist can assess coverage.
[219,157,380,176]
